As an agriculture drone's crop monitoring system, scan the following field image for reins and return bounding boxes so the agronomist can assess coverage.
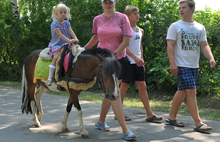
[96,61,108,97]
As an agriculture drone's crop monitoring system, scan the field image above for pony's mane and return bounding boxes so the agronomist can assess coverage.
[81,48,121,77]
[103,57,121,78]
[81,48,113,57]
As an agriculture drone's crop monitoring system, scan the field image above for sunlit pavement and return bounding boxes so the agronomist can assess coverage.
[0,86,219,142]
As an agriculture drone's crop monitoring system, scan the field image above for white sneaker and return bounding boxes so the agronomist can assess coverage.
[46,80,52,86]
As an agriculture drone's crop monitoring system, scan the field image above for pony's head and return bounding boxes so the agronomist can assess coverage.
[81,48,122,101]
[97,55,121,100]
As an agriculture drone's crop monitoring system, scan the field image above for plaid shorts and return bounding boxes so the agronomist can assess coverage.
[177,67,198,90]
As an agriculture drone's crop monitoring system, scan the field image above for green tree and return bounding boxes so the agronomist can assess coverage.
[0,0,219,96]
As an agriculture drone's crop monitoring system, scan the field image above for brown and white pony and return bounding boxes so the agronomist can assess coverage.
[21,47,121,138]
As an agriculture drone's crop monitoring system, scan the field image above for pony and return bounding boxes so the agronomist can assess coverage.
[21,46,121,138]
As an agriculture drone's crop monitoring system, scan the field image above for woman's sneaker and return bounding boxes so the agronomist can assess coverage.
[46,80,52,86]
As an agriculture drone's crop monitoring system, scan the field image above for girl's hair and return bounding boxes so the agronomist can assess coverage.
[124,5,139,16]
[51,3,71,21]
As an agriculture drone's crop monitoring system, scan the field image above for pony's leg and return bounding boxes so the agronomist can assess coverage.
[23,50,42,128]
[30,101,41,127]
[74,107,89,139]
[69,90,89,138]
[61,98,72,132]
[28,81,41,127]
[35,85,47,121]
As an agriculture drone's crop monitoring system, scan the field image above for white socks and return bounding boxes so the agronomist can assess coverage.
[48,64,56,81]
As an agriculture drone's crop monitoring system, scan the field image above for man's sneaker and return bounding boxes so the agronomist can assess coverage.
[46,80,52,86]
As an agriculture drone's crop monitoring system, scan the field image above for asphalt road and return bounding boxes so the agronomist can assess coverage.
[0,86,219,142]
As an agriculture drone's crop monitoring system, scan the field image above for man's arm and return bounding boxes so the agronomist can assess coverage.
[126,47,144,67]
[200,41,216,69]
[167,39,178,75]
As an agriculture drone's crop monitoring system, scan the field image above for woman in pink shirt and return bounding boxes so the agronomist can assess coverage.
[84,0,136,141]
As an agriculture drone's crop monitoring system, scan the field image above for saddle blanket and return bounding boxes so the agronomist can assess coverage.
[33,57,53,83]
[33,54,96,91]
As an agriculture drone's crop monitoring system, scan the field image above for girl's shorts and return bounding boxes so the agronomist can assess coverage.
[177,67,198,91]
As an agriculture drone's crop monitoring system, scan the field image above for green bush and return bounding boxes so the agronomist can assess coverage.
[0,0,220,96]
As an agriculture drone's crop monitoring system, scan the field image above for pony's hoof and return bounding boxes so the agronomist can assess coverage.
[62,128,70,133]
[34,123,41,128]
[81,134,90,139]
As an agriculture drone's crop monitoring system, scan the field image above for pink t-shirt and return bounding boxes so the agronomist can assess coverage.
[92,12,132,59]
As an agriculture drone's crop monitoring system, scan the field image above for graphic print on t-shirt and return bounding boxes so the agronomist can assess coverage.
[134,34,140,40]
[181,28,201,52]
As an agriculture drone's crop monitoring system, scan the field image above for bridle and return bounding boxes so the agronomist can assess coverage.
[96,61,109,98]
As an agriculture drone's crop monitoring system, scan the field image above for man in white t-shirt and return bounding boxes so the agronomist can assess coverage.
[166,0,216,132]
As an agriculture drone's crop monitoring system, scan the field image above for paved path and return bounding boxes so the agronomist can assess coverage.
[0,86,219,142]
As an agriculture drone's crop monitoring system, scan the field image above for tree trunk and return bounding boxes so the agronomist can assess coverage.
[11,0,19,19]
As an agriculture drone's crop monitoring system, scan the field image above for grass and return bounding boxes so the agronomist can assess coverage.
[0,81,219,121]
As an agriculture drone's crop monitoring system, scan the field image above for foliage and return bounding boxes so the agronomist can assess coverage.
[0,0,22,81]
[1,0,220,96]
[194,9,220,95]
[138,0,180,90]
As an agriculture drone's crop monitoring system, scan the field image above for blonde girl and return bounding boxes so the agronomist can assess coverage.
[46,3,79,86]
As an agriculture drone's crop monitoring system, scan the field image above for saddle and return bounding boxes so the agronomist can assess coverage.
[64,44,85,73]
[35,44,95,90]
[39,44,85,73]
[39,48,52,61]
[34,44,84,83]
[55,45,96,91]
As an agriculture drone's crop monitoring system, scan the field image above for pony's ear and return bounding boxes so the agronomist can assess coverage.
[96,53,104,61]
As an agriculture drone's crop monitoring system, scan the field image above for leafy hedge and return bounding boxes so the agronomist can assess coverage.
[1,0,220,96]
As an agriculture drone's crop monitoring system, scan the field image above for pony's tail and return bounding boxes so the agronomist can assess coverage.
[21,65,32,114]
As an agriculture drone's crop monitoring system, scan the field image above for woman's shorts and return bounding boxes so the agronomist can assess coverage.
[122,64,145,84]
[177,67,198,91]
[118,56,130,80]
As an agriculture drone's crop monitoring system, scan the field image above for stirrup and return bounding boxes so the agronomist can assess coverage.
[46,80,52,86]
